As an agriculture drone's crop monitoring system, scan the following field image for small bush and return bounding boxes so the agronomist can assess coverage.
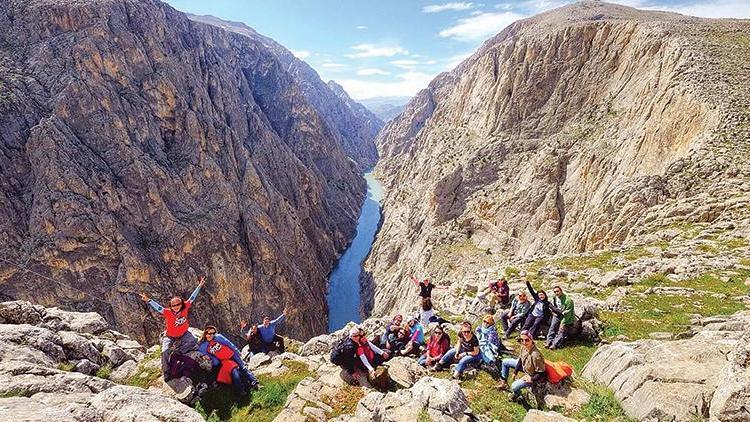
[96,363,113,380]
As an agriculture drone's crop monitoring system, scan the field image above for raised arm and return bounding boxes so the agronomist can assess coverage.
[140,292,164,314]
[187,276,206,304]
[525,280,539,301]
[271,311,286,326]
[410,275,420,287]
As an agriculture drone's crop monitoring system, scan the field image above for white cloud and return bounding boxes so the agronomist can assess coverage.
[321,63,347,72]
[390,59,420,69]
[336,71,436,99]
[423,2,475,13]
[291,50,310,59]
[346,44,409,58]
[439,11,525,41]
[357,68,392,76]
[356,25,368,30]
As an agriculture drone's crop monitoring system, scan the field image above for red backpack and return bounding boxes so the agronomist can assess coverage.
[545,360,573,384]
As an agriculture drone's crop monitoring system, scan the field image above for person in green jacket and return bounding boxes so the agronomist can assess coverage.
[545,286,575,349]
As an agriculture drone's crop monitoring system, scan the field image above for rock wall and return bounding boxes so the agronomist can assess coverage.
[365,1,750,317]
[186,14,383,170]
[0,0,375,342]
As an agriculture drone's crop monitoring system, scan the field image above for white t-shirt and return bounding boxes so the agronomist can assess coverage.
[420,309,436,327]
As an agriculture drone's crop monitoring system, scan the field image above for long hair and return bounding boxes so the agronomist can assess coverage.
[198,325,217,344]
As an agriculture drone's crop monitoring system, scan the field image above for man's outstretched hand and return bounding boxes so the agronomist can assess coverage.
[198,275,206,288]
[140,292,150,303]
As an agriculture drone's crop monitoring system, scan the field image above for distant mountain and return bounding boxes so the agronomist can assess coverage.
[188,14,383,170]
[359,96,411,122]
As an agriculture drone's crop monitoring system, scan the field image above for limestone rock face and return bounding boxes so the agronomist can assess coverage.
[583,311,750,421]
[0,300,202,421]
[0,0,378,342]
[186,14,383,171]
[365,1,750,317]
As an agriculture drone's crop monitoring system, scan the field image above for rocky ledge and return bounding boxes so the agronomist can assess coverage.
[583,311,750,421]
[0,300,203,421]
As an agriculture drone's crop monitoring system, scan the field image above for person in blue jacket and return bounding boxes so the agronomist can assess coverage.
[198,325,258,394]
[254,308,287,353]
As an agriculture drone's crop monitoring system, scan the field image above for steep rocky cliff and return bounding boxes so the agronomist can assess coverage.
[186,14,383,170]
[0,0,374,342]
[365,1,750,315]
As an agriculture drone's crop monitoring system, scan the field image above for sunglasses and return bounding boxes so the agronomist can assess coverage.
[170,302,182,307]
[521,338,531,343]
[205,332,216,336]
[461,330,471,334]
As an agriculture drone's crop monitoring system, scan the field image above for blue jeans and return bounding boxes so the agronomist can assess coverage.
[546,315,571,349]
[439,348,482,374]
[500,358,518,380]
[511,379,532,395]
[161,331,197,375]
[418,355,428,366]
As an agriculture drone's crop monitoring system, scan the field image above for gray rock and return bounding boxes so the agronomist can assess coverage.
[73,359,101,376]
[109,360,139,384]
[410,376,468,419]
[59,330,103,363]
[247,352,272,369]
[384,356,427,388]
[523,409,577,421]
[88,385,204,421]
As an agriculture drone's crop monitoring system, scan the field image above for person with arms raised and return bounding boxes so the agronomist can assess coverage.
[141,275,205,380]
[410,275,448,300]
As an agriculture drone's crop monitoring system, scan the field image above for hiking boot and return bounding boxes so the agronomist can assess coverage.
[452,371,462,380]
[508,392,519,402]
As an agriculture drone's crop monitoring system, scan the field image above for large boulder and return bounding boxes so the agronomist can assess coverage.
[43,307,110,335]
[523,409,577,422]
[59,330,103,363]
[0,324,65,363]
[383,356,427,388]
[584,310,750,421]
[109,360,139,384]
[410,376,469,419]
[88,385,204,421]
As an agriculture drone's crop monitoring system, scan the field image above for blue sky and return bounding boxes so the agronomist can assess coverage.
[164,0,750,99]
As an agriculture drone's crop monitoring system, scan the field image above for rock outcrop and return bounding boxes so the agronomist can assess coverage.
[0,0,379,342]
[186,14,383,170]
[364,0,750,317]
[0,300,203,421]
[583,310,750,421]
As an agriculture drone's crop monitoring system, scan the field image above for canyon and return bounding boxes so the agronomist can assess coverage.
[0,0,381,343]
[364,0,750,318]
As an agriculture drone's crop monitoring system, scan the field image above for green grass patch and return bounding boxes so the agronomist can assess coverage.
[573,380,636,421]
[96,363,112,380]
[721,237,749,250]
[551,251,619,272]
[125,347,163,388]
[0,388,32,398]
[696,243,719,255]
[505,267,521,278]
[417,408,432,421]
[463,370,527,422]
[541,342,598,375]
[195,360,312,422]
[322,384,365,418]
[57,362,75,372]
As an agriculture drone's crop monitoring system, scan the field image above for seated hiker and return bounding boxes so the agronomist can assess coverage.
[239,321,264,358]
[380,314,403,345]
[499,330,547,402]
[140,275,205,380]
[355,328,390,389]
[501,291,532,338]
[410,275,448,300]
[387,326,413,356]
[257,308,287,354]
[521,279,551,338]
[434,321,482,379]
[407,317,425,345]
[333,327,367,386]
[487,277,511,310]
[198,325,259,395]
[419,324,451,369]
[476,315,510,369]
[546,286,575,350]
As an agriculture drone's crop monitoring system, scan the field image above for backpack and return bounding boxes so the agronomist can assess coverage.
[330,337,357,369]
[544,360,573,384]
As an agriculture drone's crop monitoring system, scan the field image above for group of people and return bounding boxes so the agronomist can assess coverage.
[331,274,576,402]
[139,277,288,397]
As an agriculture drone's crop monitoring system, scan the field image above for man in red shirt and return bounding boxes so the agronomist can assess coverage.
[141,276,206,380]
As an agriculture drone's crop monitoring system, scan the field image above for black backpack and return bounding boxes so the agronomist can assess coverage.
[330,337,357,369]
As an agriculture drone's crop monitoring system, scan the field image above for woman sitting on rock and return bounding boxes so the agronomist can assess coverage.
[418,324,451,369]
[380,314,403,346]
[197,325,258,395]
[239,321,264,358]
[501,291,532,338]
[355,328,390,389]
[387,326,413,356]
[140,275,205,381]
[433,321,482,380]
[476,315,509,369]
[520,279,551,338]
[498,330,546,402]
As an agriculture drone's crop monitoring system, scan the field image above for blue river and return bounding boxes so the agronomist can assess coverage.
[327,172,384,332]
